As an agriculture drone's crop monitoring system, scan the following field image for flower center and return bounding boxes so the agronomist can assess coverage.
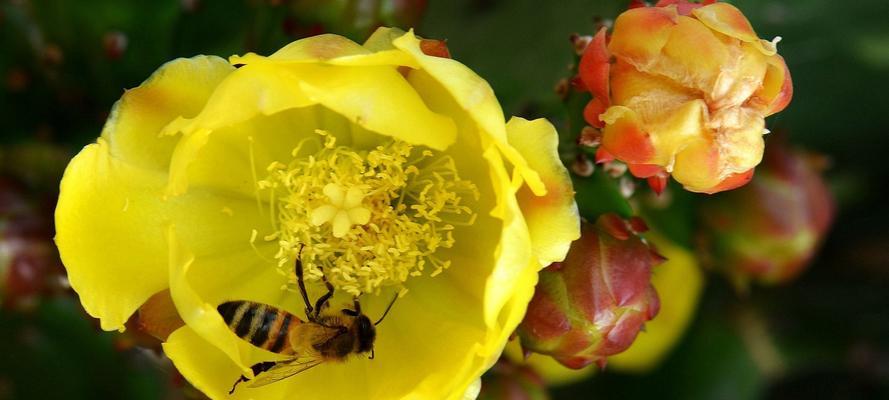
[258,130,478,296]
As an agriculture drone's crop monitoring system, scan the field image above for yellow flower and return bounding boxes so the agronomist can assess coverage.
[580,1,793,194]
[55,28,579,399]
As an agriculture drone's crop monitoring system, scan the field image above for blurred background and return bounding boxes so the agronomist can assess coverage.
[1,0,887,399]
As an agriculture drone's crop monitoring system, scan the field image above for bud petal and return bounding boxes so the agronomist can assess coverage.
[699,139,834,287]
[518,214,662,368]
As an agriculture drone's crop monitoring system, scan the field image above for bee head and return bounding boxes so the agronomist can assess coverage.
[354,314,376,353]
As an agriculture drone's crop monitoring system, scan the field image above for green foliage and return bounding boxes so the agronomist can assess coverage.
[0,298,168,400]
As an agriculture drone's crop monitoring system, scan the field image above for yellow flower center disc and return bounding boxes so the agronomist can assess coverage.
[257,130,478,296]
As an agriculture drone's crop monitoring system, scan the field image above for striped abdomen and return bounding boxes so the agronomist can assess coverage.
[217,301,301,354]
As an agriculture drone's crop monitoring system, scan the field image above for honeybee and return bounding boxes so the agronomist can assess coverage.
[218,252,397,393]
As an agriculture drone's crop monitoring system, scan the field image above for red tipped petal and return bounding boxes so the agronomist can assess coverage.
[764,55,793,116]
[579,27,611,107]
[627,163,665,179]
[647,174,668,195]
[583,97,608,128]
[628,0,647,9]
[706,169,755,194]
[595,147,616,164]
[601,109,656,164]
[656,0,713,15]
[692,2,758,44]
[598,213,632,241]
[628,216,650,233]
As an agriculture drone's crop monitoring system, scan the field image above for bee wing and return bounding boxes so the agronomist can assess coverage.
[247,357,325,389]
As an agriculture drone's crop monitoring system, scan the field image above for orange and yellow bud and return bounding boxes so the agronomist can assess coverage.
[698,139,833,287]
[517,214,662,369]
[579,0,793,194]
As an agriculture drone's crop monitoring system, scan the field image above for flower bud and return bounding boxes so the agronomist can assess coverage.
[518,214,662,369]
[0,178,63,311]
[478,360,550,400]
[578,0,792,193]
[698,139,834,287]
[288,0,428,39]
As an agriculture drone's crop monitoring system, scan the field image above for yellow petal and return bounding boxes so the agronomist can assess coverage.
[262,33,369,61]
[291,63,457,150]
[102,56,234,171]
[231,32,417,68]
[609,234,703,372]
[671,137,721,192]
[479,145,536,328]
[506,117,580,268]
[170,106,341,201]
[692,2,777,56]
[166,226,295,375]
[660,16,731,94]
[462,379,482,400]
[709,41,769,109]
[55,142,169,331]
[163,327,252,400]
[55,141,268,331]
[610,61,698,121]
[391,30,546,197]
[55,56,237,332]
[646,99,709,167]
[164,61,457,196]
[608,6,678,69]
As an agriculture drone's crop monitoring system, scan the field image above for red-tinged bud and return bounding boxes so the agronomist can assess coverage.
[103,31,128,60]
[518,214,662,369]
[288,0,428,40]
[698,138,834,287]
[0,178,63,311]
[419,39,451,58]
[478,360,550,400]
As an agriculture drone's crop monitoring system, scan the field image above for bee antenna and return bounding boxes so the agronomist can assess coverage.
[374,293,399,326]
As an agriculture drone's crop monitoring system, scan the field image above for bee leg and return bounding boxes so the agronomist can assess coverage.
[312,271,336,320]
[229,361,277,394]
[294,247,314,319]
[353,297,362,314]
[229,375,247,395]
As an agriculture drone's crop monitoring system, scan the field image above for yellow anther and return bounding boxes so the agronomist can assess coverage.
[310,183,372,238]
